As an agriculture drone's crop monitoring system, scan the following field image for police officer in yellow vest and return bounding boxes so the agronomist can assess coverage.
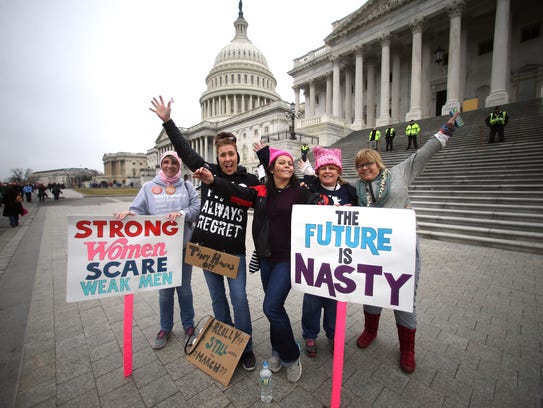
[368,127,381,150]
[405,120,420,150]
[485,106,509,143]
[385,127,396,151]
[301,143,310,161]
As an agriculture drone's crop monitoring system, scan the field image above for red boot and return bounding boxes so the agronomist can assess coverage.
[356,312,380,348]
[397,325,416,373]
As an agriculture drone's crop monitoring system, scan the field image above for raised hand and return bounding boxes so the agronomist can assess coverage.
[253,140,266,153]
[149,96,173,122]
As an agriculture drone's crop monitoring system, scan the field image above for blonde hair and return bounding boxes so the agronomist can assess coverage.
[354,149,386,171]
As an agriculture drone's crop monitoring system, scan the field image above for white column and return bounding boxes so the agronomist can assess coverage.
[406,19,423,120]
[442,1,464,114]
[485,0,511,107]
[391,50,400,122]
[332,57,341,117]
[326,75,333,115]
[353,46,365,129]
[294,87,300,111]
[204,135,209,162]
[366,61,375,126]
[309,80,316,117]
[345,69,353,123]
[422,41,432,117]
[376,33,391,126]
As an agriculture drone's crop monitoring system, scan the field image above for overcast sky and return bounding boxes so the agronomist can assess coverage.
[0,0,366,181]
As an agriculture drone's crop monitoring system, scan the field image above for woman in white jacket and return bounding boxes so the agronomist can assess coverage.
[116,151,200,349]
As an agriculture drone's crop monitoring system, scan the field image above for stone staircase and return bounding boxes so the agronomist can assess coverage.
[330,98,543,254]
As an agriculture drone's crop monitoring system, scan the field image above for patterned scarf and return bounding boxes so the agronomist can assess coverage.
[357,168,390,207]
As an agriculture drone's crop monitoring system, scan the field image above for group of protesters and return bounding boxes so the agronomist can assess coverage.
[0,182,64,228]
[112,95,462,385]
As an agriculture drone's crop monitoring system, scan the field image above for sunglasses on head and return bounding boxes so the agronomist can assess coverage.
[215,133,237,144]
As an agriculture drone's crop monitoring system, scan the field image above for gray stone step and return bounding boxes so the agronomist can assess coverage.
[417,221,543,242]
[416,229,543,255]
[411,200,542,214]
[413,206,543,223]
[409,194,543,205]
[416,214,543,233]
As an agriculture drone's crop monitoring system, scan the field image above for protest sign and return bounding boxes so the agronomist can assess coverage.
[291,205,416,312]
[185,317,250,386]
[66,215,184,302]
[185,243,239,278]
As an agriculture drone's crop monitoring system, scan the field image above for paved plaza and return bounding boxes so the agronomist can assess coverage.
[0,190,541,407]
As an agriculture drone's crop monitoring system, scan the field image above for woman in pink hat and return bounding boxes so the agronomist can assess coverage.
[297,146,357,357]
[193,142,317,383]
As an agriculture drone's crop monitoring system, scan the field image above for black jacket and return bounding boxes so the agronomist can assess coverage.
[163,119,259,254]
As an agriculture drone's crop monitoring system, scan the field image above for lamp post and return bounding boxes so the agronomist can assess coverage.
[285,102,300,140]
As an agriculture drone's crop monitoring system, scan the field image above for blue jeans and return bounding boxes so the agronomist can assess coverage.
[363,241,421,329]
[8,215,19,227]
[302,294,337,340]
[203,254,253,352]
[260,259,300,364]
[159,259,194,332]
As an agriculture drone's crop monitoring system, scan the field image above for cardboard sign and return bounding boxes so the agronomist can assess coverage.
[185,243,239,278]
[66,215,184,302]
[185,317,250,386]
[291,205,417,312]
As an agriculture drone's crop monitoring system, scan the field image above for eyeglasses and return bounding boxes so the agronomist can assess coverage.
[355,161,375,170]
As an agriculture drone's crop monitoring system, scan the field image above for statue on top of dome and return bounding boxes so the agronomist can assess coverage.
[238,0,243,18]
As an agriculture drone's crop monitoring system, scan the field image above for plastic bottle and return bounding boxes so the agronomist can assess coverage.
[259,360,272,403]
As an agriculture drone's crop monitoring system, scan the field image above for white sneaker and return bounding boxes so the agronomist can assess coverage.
[286,358,302,383]
[268,355,282,373]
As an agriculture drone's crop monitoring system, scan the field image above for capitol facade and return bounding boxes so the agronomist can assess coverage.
[146,0,541,178]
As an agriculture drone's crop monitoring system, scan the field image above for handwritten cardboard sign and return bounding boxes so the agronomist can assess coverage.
[66,215,184,302]
[185,317,249,386]
[185,243,239,278]
[291,205,416,312]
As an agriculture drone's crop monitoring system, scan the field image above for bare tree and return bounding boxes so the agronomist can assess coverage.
[9,168,33,183]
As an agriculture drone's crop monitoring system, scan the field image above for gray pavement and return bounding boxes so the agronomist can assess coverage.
[0,190,542,408]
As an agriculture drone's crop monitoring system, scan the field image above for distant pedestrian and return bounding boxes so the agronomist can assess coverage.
[485,106,509,143]
[385,127,396,151]
[52,185,62,200]
[368,127,381,150]
[2,183,23,227]
[300,143,310,161]
[23,184,33,202]
[37,185,48,202]
[405,120,420,150]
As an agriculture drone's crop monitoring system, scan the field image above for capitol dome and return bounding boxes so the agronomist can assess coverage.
[199,2,280,122]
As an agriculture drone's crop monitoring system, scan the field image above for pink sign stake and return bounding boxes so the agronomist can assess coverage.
[330,301,347,408]
[123,294,134,377]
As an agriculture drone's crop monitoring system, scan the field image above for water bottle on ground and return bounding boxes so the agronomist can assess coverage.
[260,360,272,403]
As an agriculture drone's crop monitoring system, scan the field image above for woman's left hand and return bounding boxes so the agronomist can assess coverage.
[193,167,215,184]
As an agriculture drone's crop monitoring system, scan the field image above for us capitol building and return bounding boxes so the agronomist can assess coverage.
[104,0,541,186]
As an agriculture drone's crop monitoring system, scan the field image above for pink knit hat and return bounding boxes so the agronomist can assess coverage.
[268,147,294,167]
[160,150,182,166]
[313,146,343,173]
